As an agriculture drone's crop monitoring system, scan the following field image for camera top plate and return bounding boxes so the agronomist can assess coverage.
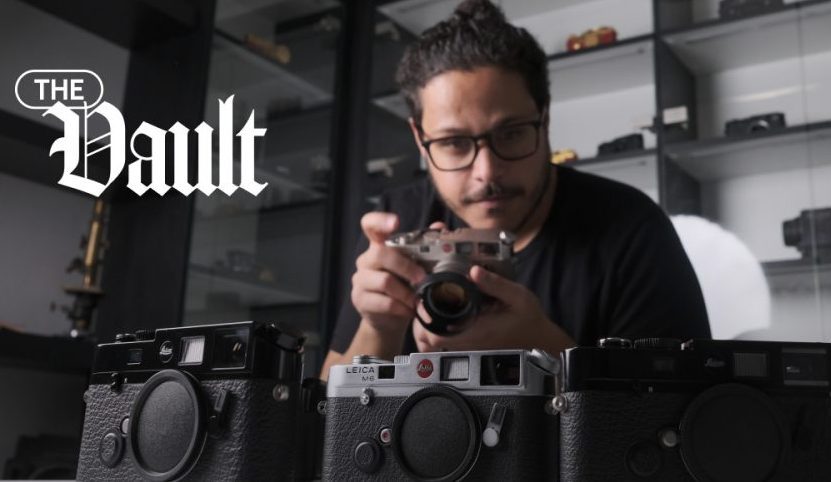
[327,349,559,398]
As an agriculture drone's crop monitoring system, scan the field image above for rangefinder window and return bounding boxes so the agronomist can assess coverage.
[213,327,249,369]
[480,355,521,386]
[457,242,474,255]
[441,357,470,381]
[478,242,498,256]
[179,336,205,365]
[782,348,829,386]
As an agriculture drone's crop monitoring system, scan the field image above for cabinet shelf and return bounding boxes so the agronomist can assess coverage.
[661,0,831,74]
[763,258,831,290]
[195,197,327,222]
[187,264,316,308]
[664,120,831,181]
[547,36,654,101]
[209,31,332,117]
[0,329,94,375]
[569,147,657,168]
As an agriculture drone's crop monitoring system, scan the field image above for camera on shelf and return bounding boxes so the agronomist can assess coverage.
[597,133,644,156]
[386,228,515,335]
[76,321,324,481]
[551,149,579,165]
[719,0,784,20]
[783,207,831,262]
[566,26,617,52]
[724,112,786,137]
[554,337,831,481]
[323,349,560,480]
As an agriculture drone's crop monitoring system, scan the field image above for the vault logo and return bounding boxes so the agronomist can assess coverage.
[15,69,267,197]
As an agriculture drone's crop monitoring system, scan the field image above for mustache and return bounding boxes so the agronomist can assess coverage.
[462,182,524,204]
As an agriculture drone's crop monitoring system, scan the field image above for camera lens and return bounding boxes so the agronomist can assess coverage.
[427,281,469,315]
[417,272,481,335]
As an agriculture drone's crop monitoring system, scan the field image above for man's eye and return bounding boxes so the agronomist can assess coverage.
[435,138,470,151]
[497,126,529,142]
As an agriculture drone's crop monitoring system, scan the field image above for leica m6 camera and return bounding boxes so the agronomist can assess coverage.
[556,338,831,481]
[323,350,560,480]
[76,321,324,481]
[386,228,515,334]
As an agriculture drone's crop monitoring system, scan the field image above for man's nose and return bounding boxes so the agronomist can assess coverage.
[470,139,504,181]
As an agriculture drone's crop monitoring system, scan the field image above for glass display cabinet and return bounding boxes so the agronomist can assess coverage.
[183,0,343,374]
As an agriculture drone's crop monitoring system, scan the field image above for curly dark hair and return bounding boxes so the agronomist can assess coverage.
[395,0,550,123]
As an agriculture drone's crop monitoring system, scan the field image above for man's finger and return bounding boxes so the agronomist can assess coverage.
[357,270,419,309]
[470,265,522,305]
[428,220,447,230]
[361,212,399,244]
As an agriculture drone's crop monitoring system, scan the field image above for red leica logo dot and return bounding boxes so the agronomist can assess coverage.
[416,359,433,378]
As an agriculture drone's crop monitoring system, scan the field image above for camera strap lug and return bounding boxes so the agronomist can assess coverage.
[209,389,231,432]
[483,403,507,448]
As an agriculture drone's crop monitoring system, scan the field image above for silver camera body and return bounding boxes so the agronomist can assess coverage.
[323,349,560,480]
[386,228,516,334]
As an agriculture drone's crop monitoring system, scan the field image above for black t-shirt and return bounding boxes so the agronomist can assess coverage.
[330,165,711,354]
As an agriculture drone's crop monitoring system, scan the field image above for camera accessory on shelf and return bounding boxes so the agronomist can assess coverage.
[719,0,784,20]
[783,207,831,262]
[598,133,644,156]
[566,26,617,52]
[725,112,786,137]
[386,228,516,335]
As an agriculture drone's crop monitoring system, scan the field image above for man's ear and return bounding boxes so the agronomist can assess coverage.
[408,117,429,159]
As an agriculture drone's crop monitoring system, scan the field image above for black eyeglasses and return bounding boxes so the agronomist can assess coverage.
[418,112,545,171]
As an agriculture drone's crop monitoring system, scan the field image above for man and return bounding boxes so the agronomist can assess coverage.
[321,0,710,378]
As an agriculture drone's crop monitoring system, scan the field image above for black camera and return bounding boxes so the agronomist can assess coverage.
[598,133,644,156]
[783,207,831,262]
[725,112,786,137]
[719,0,784,19]
[322,350,560,480]
[556,337,831,481]
[386,228,515,335]
[76,321,324,481]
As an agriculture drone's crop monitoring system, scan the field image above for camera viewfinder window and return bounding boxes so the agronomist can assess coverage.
[179,336,206,365]
[213,327,250,369]
[480,355,521,386]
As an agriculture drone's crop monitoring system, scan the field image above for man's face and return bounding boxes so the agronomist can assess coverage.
[410,66,549,231]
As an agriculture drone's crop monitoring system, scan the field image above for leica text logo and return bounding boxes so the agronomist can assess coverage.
[15,69,268,197]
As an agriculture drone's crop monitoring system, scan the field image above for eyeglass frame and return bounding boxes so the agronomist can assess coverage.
[416,109,547,172]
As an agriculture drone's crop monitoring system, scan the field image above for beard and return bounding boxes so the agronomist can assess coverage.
[428,153,552,233]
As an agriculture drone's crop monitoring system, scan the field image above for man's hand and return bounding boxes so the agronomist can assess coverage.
[351,212,426,340]
[413,265,575,355]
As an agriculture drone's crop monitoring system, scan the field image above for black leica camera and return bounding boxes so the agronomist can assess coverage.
[386,228,515,334]
[76,321,324,481]
[719,0,784,19]
[598,133,644,156]
[783,207,831,262]
[555,338,831,481]
[323,350,560,480]
[725,112,786,137]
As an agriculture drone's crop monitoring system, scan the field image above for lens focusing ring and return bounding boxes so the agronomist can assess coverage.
[416,272,481,335]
